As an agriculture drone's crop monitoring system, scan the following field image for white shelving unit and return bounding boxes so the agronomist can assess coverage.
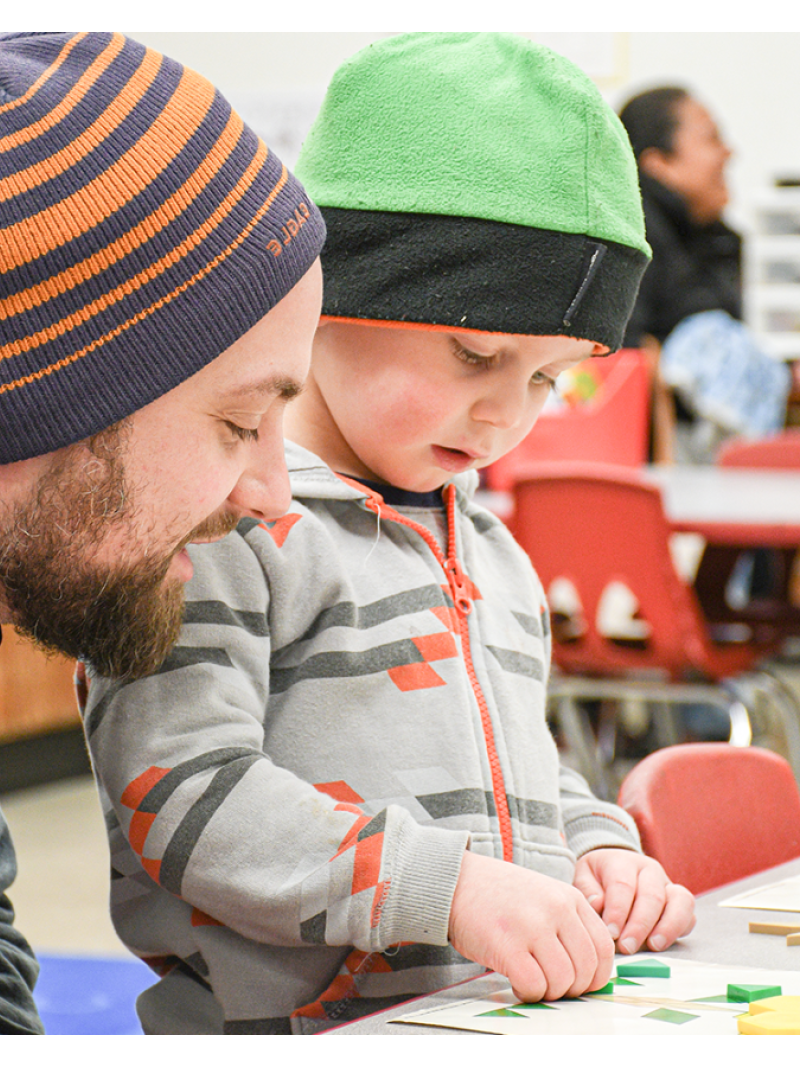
[746,187,800,363]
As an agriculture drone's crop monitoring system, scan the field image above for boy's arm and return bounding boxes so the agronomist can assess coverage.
[83,528,468,956]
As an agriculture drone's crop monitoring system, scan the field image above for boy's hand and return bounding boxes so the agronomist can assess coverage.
[448,850,615,1003]
[573,848,696,955]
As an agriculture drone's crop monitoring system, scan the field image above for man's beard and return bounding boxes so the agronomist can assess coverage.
[0,424,237,681]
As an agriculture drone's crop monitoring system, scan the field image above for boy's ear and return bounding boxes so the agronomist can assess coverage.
[590,343,609,357]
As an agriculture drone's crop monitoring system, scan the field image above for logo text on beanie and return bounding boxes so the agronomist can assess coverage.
[267,203,312,257]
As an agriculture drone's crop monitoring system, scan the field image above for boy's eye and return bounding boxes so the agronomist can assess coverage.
[451,339,494,367]
[226,421,260,443]
[531,370,558,391]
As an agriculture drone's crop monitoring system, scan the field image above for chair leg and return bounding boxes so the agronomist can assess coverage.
[550,693,616,800]
[727,699,753,748]
[596,699,620,767]
[725,671,800,783]
[650,700,684,748]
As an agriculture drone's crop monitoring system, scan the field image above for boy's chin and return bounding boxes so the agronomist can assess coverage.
[395,473,450,494]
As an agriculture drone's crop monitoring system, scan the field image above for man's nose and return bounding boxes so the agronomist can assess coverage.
[226,433,292,523]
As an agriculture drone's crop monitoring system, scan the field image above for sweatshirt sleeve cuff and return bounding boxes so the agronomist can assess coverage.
[377,818,469,948]
[564,808,642,859]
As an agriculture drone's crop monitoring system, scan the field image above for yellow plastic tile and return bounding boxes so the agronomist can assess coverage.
[748,995,800,1018]
[738,1011,800,1035]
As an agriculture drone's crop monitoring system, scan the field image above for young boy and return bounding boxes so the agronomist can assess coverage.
[82,34,695,1035]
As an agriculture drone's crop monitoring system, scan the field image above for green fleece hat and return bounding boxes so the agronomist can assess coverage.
[295,32,650,351]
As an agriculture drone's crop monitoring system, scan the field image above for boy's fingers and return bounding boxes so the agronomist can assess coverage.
[529,938,577,1002]
[508,951,549,1005]
[570,904,616,996]
[572,863,605,914]
[506,906,609,1002]
[516,918,609,1002]
[450,852,618,1003]
[615,866,675,953]
[594,875,637,941]
[644,882,697,951]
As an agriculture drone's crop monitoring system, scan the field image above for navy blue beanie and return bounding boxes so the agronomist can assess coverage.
[0,32,326,464]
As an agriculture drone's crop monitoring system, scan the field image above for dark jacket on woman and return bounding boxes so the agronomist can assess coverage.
[624,173,742,348]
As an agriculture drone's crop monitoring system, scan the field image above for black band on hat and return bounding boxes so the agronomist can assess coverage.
[317,208,649,352]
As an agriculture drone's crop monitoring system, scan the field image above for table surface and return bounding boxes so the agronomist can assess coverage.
[329,857,800,1035]
[648,466,800,545]
[479,465,800,546]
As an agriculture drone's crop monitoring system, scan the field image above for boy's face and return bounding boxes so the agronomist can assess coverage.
[288,322,602,492]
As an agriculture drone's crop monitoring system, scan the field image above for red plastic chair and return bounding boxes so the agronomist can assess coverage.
[509,463,788,793]
[484,349,650,492]
[694,430,800,640]
[617,743,800,894]
[510,463,779,682]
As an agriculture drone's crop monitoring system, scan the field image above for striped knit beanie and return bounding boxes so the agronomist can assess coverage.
[0,32,325,464]
[295,33,649,352]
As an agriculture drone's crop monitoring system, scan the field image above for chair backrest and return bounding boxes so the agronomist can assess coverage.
[484,349,650,492]
[717,429,800,470]
[617,743,800,894]
[509,463,759,681]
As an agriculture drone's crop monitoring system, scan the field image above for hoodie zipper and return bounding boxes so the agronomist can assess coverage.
[346,476,514,864]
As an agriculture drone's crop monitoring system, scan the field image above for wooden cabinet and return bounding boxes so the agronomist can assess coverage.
[0,628,78,743]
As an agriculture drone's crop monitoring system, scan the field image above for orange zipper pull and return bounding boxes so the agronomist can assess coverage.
[442,484,471,615]
[445,556,472,616]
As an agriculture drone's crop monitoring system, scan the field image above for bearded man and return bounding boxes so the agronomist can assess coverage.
[0,31,325,1032]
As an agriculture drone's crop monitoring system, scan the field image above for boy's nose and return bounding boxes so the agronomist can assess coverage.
[472,381,529,430]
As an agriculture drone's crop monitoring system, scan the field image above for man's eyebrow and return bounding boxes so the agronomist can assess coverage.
[221,377,305,403]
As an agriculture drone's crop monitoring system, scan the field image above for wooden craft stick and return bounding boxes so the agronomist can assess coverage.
[787,933,800,946]
[749,921,800,936]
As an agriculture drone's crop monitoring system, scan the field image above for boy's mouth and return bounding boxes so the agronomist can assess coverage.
[432,445,485,472]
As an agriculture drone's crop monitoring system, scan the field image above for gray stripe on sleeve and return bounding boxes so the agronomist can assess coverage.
[137,748,257,813]
[154,647,234,676]
[485,645,545,681]
[183,601,268,637]
[159,754,262,894]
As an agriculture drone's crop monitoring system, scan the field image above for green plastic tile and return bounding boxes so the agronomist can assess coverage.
[584,981,614,996]
[585,977,642,994]
[478,1008,528,1018]
[727,983,782,1003]
[643,1007,698,1025]
[510,1002,557,1011]
[616,959,671,978]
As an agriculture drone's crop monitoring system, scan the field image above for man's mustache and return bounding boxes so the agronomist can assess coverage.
[175,511,241,555]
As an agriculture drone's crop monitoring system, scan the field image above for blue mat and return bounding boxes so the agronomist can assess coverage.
[35,953,155,1035]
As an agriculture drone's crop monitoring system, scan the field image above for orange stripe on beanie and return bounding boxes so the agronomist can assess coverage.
[0,31,325,463]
